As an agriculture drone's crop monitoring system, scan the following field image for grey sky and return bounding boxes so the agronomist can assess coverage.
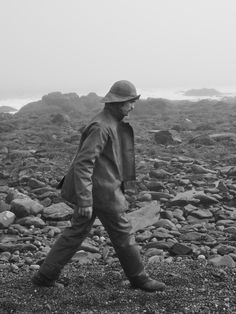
[0,0,236,97]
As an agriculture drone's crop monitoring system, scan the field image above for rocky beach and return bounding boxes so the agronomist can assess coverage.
[0,92,236,313]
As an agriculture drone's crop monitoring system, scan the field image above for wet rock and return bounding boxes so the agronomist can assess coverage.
[11,199,44,218]
[0,211,15,228]
[42,203,73,221]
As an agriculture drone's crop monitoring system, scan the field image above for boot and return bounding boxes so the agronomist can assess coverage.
[130,273,166,292]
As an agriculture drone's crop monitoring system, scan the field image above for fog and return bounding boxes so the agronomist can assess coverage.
[1,0,236,98]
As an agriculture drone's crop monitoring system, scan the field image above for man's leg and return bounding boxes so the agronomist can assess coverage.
[32,209,96,285]
[95,208,166,292]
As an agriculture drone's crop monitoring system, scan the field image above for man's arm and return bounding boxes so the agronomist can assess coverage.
[73,122,108,217]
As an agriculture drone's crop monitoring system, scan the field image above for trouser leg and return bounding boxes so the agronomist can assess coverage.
[39,209,96,280]
[95,208,145,281]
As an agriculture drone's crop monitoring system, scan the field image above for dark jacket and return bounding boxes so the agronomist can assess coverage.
[61,107,135,211]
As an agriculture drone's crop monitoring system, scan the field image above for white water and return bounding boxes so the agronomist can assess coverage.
[0,86,236,112]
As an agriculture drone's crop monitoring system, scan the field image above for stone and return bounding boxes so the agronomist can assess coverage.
[180,232,204,242]
[153,219,177,230]
[5,189,29,204]
[0,211,15,228]
[42,202,73,220]
[146,181,165,191]
[143,241,174,251]
[135,230,153,242]
[208,255,235,267]
[169,243,193,255]
[28,178,46,189]
[216,244,236,255]
[191,209,213,219]
[11,199,44,218]
[127,201,161,233]
[71,251,101,264]
[144,248,164,258]
[16,216,46,228]
[149,191,173,200]
[153,130,181,145]
[148,255,164,264]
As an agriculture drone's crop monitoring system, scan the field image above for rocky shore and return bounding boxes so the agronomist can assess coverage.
[0,93,236,313]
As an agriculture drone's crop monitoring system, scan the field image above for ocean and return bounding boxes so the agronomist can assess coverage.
[0,86,236,113]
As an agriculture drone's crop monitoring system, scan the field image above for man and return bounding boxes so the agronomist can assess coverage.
[32,80,166,292]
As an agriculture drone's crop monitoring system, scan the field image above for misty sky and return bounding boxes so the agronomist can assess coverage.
[1,0,236,98]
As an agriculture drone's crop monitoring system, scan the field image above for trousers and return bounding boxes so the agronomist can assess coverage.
[39,206,145,281]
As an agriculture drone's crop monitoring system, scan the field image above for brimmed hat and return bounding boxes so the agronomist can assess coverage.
[101,80,140,103]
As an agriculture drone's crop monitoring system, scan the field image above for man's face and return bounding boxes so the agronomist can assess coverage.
[119,100,136,117]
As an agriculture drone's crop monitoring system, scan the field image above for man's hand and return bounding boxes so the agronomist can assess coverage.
[78,206,93,219]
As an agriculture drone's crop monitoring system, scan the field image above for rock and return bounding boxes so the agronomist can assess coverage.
[5,189,29,204]
[153,130,181,145]
[80,239,100,253]
[144,241,174,250]
[11,199,44,218]
[208,255,235,267]
[169,190,218,207]
[216,244,236,255]
[147,255,164,264]
[42,203,73,220]
[0,211,15,228]
[146,181,165,191]
[28,178,46,189]
[127,201,161,233]
[191,165,217,174]
[153,219,177,230]
[191,209,213,219]
[144,248,164,258]
[16,216,46,228]
[149,191,173,201]
[135,230,153,242]
[169,243,193,255]
[0,252,11,262]
[71,251,101,264]
[0,242,37,253]
[149,169,172,179]
[0,200,11,212]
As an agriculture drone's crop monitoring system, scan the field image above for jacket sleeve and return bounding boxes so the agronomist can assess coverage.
[73,122,108,207]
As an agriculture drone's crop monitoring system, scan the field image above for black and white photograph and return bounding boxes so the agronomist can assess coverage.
[0,0,236,313]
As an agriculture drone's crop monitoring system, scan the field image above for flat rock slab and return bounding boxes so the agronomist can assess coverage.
[43,202,73,220]
[127,201,161,233]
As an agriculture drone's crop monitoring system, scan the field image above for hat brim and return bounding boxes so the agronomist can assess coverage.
[100,93,140,103]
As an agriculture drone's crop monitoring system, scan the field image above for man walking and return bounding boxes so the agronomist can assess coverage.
[32,80,166,292]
